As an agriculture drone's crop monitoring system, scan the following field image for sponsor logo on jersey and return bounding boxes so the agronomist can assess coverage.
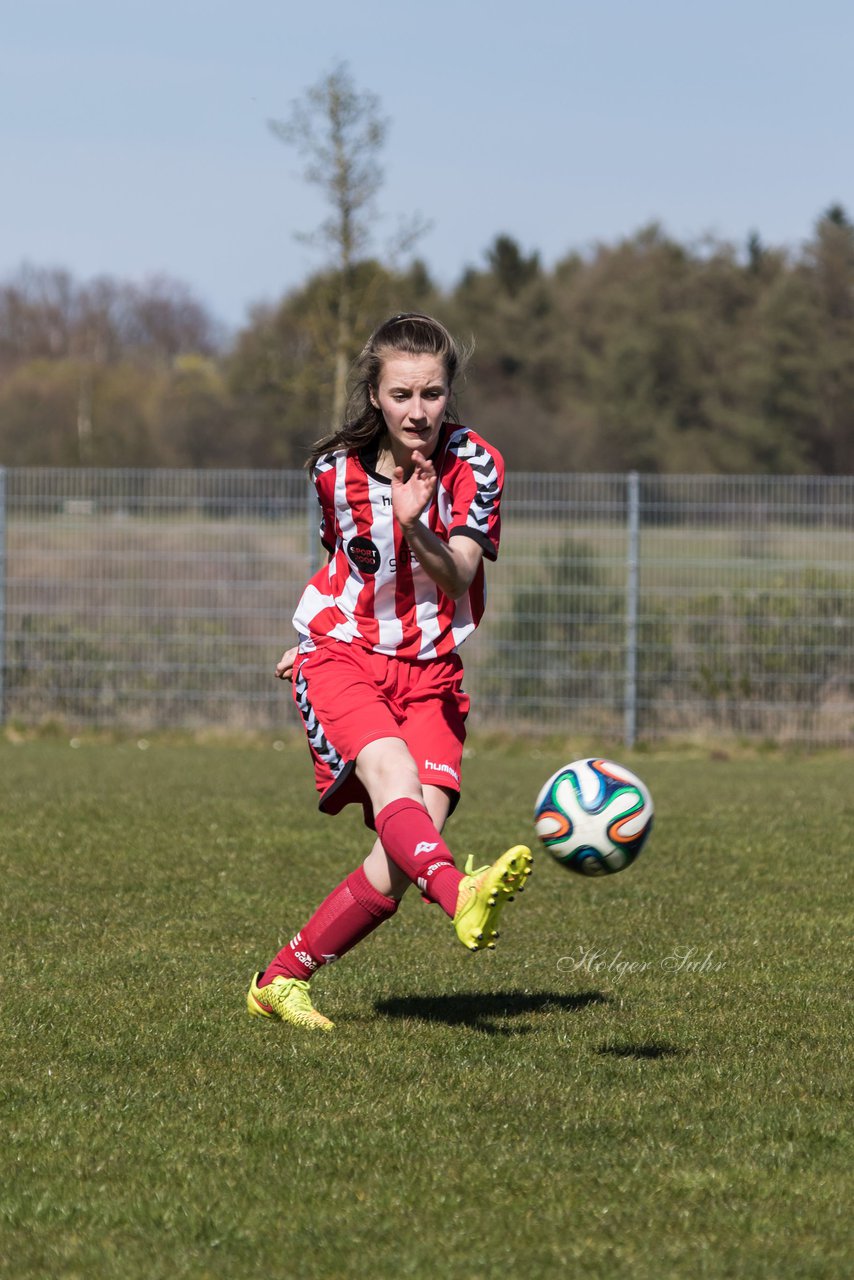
[346,535,381,575]
[389,546,418,571]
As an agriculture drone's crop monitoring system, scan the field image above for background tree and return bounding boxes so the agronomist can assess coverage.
[269,63,391,427]
[0,268,221,465]
[444,234,560,469]
[802,205,854,472]
[4,206,854,473]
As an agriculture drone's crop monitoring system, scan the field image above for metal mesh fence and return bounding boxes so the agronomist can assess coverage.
[0,469,314,732]
[1,468,852,745]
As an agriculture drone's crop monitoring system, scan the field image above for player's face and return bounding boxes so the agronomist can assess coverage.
[370,353,450,464]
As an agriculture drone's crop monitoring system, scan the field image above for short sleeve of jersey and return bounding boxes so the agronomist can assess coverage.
[445,429,505,561]
[311,454,337,554]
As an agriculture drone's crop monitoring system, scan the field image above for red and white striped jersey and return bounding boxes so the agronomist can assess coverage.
[292,423,504,660]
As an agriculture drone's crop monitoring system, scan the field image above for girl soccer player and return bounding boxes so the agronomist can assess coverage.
[247,313,531,1030]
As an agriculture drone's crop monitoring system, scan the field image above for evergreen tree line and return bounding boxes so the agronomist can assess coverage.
[1,206,852,474]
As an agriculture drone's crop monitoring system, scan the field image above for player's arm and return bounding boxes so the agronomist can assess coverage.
[391,447,489,599]
[400,518,484,600]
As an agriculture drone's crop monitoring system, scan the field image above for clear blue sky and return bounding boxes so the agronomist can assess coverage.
[3,0,852,329]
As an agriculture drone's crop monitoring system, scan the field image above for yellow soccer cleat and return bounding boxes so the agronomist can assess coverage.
[453,845,532,952]
[246,972,334,1032]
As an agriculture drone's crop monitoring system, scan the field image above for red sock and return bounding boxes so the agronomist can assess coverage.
[374,798,463,918]
[259,865,398,985]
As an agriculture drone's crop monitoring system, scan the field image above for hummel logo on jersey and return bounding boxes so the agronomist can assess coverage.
[424,759,460,783]
[414,841,439,856]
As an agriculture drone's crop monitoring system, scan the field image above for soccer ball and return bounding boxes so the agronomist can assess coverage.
[533,758,654,876]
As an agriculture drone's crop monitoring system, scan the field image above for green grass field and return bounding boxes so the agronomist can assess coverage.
[1,738,851,1279]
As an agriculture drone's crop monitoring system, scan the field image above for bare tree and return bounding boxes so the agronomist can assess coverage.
[269,63,391,424]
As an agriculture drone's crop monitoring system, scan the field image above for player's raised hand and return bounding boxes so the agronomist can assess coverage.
[391,449,437,533]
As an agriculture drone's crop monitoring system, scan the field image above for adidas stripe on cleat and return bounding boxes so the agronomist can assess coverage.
[246,972,334,1031]
[453,845,532,952]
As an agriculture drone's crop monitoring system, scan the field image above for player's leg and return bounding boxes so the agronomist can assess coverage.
[361,740,531,950]
[247,852,399,1029]
[252,782,451,1025]
[248,645,530,1028]
[356,737,467,916]
[366,659,532,951]
[362,782,451,898]
[362,654,470,912]
[381,784,533,952]
[249,645,405,1028]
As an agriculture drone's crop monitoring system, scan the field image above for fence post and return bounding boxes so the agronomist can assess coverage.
[0,467,6,726]
[624,470,640,750]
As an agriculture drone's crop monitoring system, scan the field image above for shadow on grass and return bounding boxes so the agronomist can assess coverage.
[596,1043,685,1060]
[374,989,608,1035]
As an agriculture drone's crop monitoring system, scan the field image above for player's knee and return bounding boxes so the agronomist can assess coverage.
[356,738,421,805]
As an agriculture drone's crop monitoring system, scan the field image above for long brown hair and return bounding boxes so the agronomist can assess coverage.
[307,313,469,469]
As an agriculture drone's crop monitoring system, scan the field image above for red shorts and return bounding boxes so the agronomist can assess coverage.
[291,640,470,828]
